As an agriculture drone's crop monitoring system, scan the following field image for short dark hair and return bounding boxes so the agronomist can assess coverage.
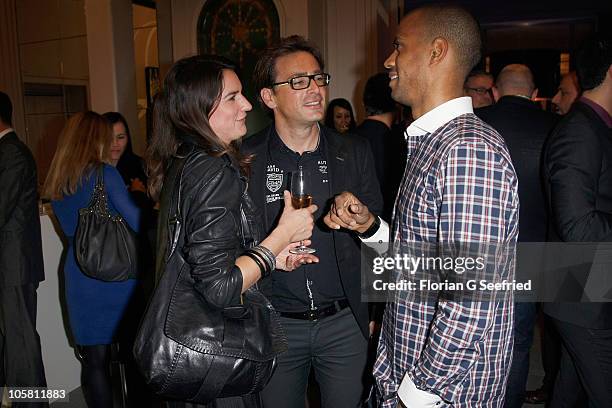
[464,69,493,87]
[417,5,482,78]
[0,91,13,126]
[576,34,611,91]
[253,35,325,107]
[363,73,395,116]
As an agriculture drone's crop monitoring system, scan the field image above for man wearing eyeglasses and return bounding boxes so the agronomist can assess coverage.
[242,35,383,408]
[464,70,494,108]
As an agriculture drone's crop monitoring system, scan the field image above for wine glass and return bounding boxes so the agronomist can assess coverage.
[289,166,316,254]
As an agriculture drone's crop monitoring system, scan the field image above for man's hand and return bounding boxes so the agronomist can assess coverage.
[369,320,381,337]
[323,191,374,234]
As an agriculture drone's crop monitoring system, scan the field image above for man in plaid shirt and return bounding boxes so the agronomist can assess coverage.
[324,5,519,407]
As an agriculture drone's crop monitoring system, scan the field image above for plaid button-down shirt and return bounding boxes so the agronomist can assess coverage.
[373,100,519,407]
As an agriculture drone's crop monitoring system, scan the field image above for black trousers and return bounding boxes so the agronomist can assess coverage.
[541,312,562,393]
[0,283,48,407]
[260,308,368,408]
[550,318,612,408]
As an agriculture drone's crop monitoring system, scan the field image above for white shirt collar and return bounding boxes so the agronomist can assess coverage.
[0,128,14,140]
[405,96,473,139]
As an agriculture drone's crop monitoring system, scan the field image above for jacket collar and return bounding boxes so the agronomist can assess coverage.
[579,96,612,128]
[496,95,541,109]
[0,128,17,142]
[247,124,349,221]
[176,133,236,169]
[257,123,347,166]
[0,128,14,140]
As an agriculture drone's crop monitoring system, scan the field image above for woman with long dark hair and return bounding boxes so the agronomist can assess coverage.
[145,55,317,408]
[324,98,356,133]
[102,111,148,194]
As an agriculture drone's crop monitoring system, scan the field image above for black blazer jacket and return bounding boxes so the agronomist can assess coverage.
[0,132,44,288]
[542,101,612,328]
[242,125,383,338]
[477,95,558,242]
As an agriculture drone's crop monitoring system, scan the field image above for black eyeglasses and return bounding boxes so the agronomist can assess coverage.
[272,73,331,90]
[465,87,492,95]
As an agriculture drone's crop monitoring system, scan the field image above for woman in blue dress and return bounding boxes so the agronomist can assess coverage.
[43,111,140,408]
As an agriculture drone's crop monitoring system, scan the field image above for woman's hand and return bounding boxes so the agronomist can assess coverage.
[276,190,317,243]
[257,191,317,282]
[129,177,147,193]
[276,241,319,271]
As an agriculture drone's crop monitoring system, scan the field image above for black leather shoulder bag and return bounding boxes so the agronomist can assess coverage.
[133,152,287,404]
[75,165,139,281]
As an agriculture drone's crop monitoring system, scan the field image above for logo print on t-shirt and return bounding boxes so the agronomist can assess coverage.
[318,160,328,175]
[266,173,283,193]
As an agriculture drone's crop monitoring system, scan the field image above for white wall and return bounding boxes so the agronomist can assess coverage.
[38,214,81,399]
[85,0,141,154]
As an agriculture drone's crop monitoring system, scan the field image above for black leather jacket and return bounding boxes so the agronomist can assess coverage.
[156,140,262,309]
[134,141,285,401]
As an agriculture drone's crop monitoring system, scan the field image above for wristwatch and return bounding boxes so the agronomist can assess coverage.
[357,215,381,239]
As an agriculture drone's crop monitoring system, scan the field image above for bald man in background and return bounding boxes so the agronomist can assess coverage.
[476,64,558,408]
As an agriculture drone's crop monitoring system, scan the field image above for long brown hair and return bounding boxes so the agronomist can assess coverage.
[146,55,251,201]
[43,111,111,200]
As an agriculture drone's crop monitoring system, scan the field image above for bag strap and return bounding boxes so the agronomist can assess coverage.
[191,355,240,402]
[167,155,187,260]
[87,164,111,215]
[154,148,190,281]
[95,164,105,188]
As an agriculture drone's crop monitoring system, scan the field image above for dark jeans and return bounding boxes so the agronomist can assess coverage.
[504,302,536,408]
[550,318,612,408]
[260,307,368,408]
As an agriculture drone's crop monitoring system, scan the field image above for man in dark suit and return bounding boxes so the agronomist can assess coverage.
[0,91,47,406]
[243,36,383,408]
[477,64,558,408]
[543,35,612,407]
